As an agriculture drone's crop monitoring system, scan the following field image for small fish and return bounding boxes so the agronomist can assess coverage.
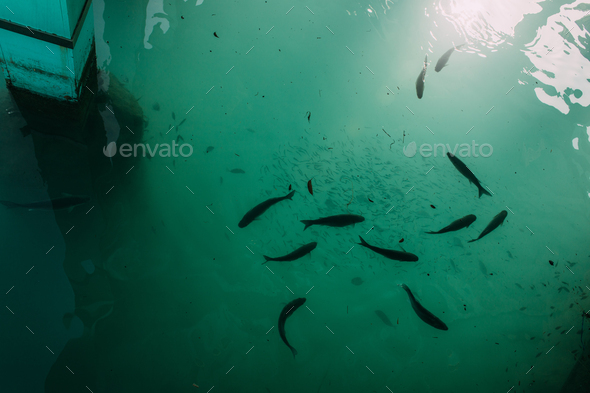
[358,236,418,262]
[230,168,245,174]
[238,190,295,228]
[399,238,404,243]
[479,261,488,276]
[549,260,554,266]
[176,135,184,143]
[399,284,448,331]
[301,214,364,230]
[416,55,427,99]
[206,146,214,153]
[447,152,491,198]
[375,310,393,327]
[262,242,317,264]
[0,195,90,212]
[307,179,313,195]
[153,102,160,111]
[288,184,292,191]
[368,198,374,203]
[214,32,219,38]
[278,298,306,358]
[305,111,311,123]
[468,210,507,243]
[172,111,176,120]
[178,119,186,127]
[426,214,476,234]
[351,277,363,286]
[435,44,465,72]
[430,205,436,209]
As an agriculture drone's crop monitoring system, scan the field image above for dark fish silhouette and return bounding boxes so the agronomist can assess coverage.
[468,210,507,243]
[206,146,214,153]
[358,236,418,262]
[238,190,295,228]
[0,195,90,212]
[152,102,160,111]
[307,179,313,195]
[375,310,393,326]
[416,55,427,99]
[263,242,317,264]
[301,214,364,230]
[400,284,448,331]
[229,168,245,174]
[447,152,491,198]
[435,44,465,72]
[278,298,306,358]
[426,214,476,234]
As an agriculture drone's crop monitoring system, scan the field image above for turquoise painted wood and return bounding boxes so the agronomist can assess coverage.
[0,0,94,101]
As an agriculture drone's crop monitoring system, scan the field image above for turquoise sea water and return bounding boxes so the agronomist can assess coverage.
[1,0,590,392]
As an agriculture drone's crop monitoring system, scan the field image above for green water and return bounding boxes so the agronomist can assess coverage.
[2,0,590,392]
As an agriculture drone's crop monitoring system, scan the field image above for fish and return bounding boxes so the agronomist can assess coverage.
[446,152,491,198]
[426,214,476,234]
[172,111,176,120]
[468,210,507,243]
[358,236,418,262]
[238,190,295,228]
[206,146,214,153]
[375,310,394,327]
[399,284,448,331]
[351,277,363,286]
[0,195,90,212]
[416,55,427,99]
[262,242,317,264]
[278,297,306,358]
[153,102,160,111]
[229,168,245,174]
[435,44,465,72]
[307,179,313,195]
[288,184,292,191]
[301,214,364,230]
[479,261,488,276]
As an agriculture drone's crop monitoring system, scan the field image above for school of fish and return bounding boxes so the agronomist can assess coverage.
[232,43,511,359]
